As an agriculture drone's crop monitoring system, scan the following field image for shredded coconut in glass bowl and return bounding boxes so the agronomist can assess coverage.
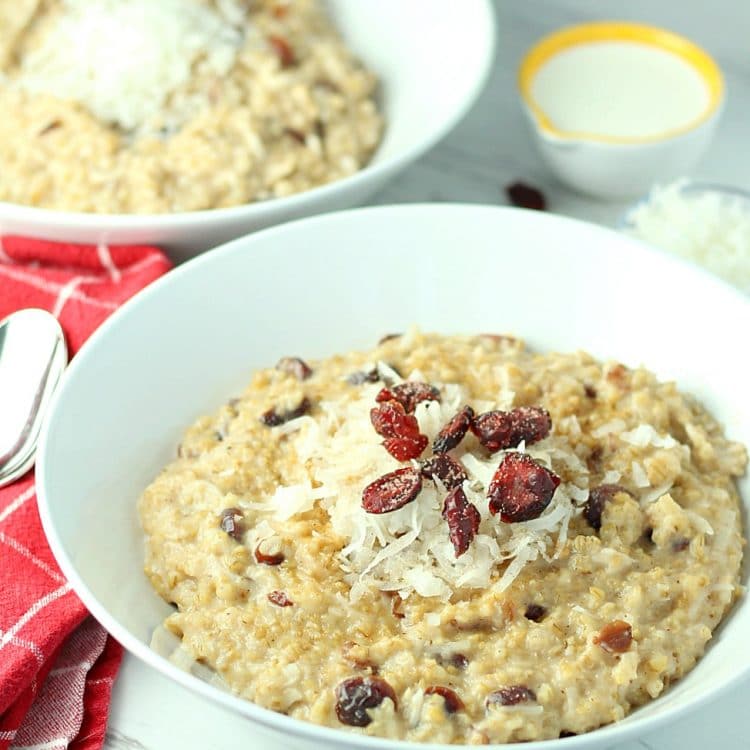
[623,179,750,295]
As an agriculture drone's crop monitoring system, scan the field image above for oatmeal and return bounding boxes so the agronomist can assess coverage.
[139,330,746,743]
[0,0,382,213]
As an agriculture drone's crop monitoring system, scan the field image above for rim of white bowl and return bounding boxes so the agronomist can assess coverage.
[0,1,496,234]
[36,203,750,750]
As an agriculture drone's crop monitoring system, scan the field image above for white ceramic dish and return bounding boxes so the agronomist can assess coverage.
[518,22,724,199]
[37,204,750,749]
[0,1,495,263]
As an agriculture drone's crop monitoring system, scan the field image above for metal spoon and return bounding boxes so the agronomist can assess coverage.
[0,309,68,487]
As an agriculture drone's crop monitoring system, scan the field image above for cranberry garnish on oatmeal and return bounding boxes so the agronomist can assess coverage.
[335,677,397,727]
[376,381,440,413]
[425,685,465,713]
[433,405,474,453]
[140,330,746,744]
[370,401,421,439]
[276,356,313,380]
[362,467,423,514]
[471,406,551,453]
[370,399,428,460]
[420,453,468,490]
[442,486,481,557]
[382,434,428,461]
[594,620,633,653]
[487,452,560,522]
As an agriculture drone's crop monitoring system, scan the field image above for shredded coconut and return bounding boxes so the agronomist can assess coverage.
[15,0,244,132]
[258,377,591,600]
[625,179,750,295]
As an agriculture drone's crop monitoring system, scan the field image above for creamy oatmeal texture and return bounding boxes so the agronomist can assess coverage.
[139,331,746,743]
[0,0,382,213]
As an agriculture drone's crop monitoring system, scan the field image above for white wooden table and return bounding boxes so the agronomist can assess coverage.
[104,1,750,747]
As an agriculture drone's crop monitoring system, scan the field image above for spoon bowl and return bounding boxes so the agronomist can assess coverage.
[0,309,67,487]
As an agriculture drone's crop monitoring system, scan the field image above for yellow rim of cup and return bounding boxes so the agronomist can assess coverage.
[518,21,724,144]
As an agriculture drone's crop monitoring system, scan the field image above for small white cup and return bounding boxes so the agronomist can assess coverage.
[518,22,725,200]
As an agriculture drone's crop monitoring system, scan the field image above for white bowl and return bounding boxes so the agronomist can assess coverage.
[37,204,750,749]
[0,1,495,263]
[518,22,724,199]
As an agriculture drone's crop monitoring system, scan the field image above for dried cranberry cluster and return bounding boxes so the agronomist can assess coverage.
[362,381,560,557]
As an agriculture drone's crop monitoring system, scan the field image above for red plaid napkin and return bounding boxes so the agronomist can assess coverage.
[0,237,172,750]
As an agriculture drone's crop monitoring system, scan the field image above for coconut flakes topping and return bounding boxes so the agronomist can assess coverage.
[253,373,597,601]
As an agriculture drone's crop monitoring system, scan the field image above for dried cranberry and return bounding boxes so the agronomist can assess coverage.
[39,120,62,136]
[447,653,469,670]
[362,467,422,514]
[594,620,632,653]
[276,356,312,380]
[254,543,285,566]
[383,434,428,461]
[219,508,244,540]
[433,406,475,453]
[389,594,405,620]
[268,34,295,66]
[673,537,690,552]
[486,685,536,708]
[268,590,294,607]
[487,453,560,522]
[505,181,546,211]
[420,454,468,490]
[378,333,402,344]
[584,484,632,531]
[347,368,380,385]
[334,677,397,727]
[471,406,551,453]
[370,401,421,440]
[442,486,481,557]
[425,686,464,714]
[376,382,440,414]
[524,604,547,622]
[284,128,306,144]
[261,397,311,426]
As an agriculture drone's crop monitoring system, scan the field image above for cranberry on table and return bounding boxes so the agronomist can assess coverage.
[505,181,546,211]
